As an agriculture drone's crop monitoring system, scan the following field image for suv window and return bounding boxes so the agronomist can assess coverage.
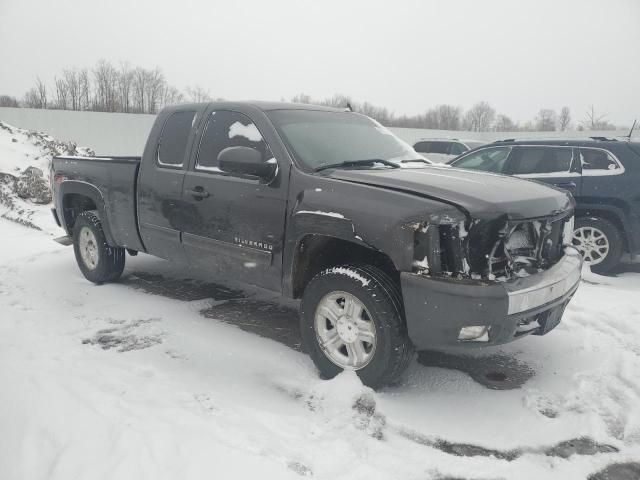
[580,148,621,173]
[452,146,511,173]
[196,111,272,171]
[413,141,431,153]
[449,142,467,156]
[510,147,572,175]
[428,141,450,154]
[158,110,196,166]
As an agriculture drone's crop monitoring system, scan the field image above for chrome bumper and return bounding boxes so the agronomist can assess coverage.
[506,249,582,315]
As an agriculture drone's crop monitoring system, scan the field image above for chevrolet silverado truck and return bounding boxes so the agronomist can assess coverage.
[51,102,582,388]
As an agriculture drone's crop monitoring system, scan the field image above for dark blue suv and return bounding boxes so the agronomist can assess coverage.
[449,139,640,274]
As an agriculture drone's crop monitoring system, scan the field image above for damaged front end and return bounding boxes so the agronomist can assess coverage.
[409,210,575,282]
[401,207,581,350]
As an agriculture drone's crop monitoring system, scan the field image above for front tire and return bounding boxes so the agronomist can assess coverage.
[573,217,623,275]
[300,264,414,389]
[72,211,125,284]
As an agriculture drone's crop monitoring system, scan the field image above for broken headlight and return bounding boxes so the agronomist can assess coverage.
[411,216,470,277]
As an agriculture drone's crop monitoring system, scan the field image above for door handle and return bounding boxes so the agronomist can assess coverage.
[186,187,210,199]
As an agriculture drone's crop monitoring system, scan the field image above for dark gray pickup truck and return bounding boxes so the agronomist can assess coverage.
[51,102,582,388]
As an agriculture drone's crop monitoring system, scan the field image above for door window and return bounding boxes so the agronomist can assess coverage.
[157,111,197,167]
[196,111,272,172]
[510,147,572,175]
[451,146,511,173]
[579,148,622,175]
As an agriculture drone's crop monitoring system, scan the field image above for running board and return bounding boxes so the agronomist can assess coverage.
[54,235,73,246]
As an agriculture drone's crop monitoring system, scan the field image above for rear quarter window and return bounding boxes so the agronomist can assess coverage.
[157,111,197,167]
[579,148,623,175]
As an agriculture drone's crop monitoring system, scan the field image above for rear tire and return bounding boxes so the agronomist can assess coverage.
[72,211,125,284]
[573,217,622,275]
[300,264,414,389]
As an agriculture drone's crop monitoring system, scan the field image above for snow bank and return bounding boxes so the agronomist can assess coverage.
[0,121,93,233]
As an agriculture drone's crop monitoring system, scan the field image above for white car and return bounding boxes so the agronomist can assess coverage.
[413,139,486,163]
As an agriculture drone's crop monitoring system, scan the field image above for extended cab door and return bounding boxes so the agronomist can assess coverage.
[180,108,288,292]
[506,145,582,196]
[137,108,203,262]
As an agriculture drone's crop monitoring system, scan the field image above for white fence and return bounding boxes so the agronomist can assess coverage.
[0,107,633,156]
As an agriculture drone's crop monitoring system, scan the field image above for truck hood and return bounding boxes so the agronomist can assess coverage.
[327,165,573,220]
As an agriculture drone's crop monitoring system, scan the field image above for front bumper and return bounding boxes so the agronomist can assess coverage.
[400,251,582,350]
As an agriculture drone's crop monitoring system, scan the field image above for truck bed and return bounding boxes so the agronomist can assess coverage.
[52,155,145,251]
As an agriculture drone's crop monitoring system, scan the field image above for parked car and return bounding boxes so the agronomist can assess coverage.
[448,139,640,274]
[413,138,486,163]
[51,102,581,388]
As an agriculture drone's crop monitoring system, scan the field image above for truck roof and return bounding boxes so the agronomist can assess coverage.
[162,101,346,114]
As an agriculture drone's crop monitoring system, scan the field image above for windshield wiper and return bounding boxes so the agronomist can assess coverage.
[400,158,432,164]
[314,159,401,172]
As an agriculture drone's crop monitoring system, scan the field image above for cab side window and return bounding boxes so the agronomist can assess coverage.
[196,111,272,171]
[510,147,572,175]
[452,146,511,173]
[157,110,197,167]
[580,148,621,174]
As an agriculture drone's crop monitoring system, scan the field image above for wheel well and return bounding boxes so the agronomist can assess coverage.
[291,235,399,299]
[575,208,628,252]
[62,194,97,232]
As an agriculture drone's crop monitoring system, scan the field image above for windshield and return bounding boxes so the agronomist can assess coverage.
[268,109,420,170]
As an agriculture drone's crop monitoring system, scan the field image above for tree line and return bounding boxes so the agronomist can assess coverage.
[291,94,617,132]
[0,60,215,115]
[0,60,619,131]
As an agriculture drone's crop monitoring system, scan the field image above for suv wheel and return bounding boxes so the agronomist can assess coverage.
[300,264,414,389]
[72,210,126,284]
[573,217,622,275]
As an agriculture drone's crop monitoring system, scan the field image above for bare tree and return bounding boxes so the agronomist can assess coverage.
[559,106,571,131]
[160,85,184,109]
[434,104,462,130]
[422,108,440,128]
[463,101,495,131]
[291,93,312,104]
[0,95,19,107]
[359,101,391,125]
[35,77,48,109]
[23,88,40,108]
[63,69,80,110]
[185,85,212,104]
[493,114,517,131]
[118,63,134,113]
[320,93,353,109]
[535,109,557,131]
[92,60,119,111]
[582,105,616,130]
[54,76,69,109]
[78,69,91,110]
[145,68,165,114]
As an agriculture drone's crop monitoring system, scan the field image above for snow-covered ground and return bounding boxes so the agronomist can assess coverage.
[1,125,640,479]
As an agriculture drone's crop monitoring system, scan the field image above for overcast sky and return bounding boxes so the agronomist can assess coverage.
[1,0,638,125]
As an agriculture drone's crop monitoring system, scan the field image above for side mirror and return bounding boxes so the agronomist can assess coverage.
[217,146,276,179]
